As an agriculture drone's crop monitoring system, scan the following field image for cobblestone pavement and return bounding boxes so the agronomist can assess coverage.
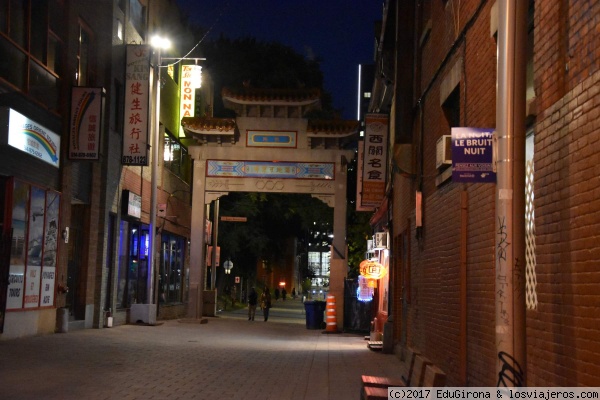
[0,299,403,400]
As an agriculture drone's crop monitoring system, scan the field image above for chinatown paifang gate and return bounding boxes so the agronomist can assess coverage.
[182,87,357,330]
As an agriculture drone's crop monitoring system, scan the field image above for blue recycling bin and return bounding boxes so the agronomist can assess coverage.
[304,300,326,329]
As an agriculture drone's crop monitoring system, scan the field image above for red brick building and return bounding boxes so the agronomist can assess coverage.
[368,0,600,386]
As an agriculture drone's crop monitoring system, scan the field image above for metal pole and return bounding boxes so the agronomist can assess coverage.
[211,198,219,290]
[495,0,526,387]
[148,48,160,305]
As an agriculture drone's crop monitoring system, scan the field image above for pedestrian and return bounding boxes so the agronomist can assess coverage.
[247,287,258,321]
[261,286,272,321]
[292,287,296,299]
[274,287,280,301]
[281,287,287,301]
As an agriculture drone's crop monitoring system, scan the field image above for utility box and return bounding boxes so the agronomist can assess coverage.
[129,304,157,325]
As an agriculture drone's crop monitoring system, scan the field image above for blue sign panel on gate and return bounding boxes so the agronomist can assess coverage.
[451,127,496,183]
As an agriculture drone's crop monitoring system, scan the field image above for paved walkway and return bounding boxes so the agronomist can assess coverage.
[0,298,404,400]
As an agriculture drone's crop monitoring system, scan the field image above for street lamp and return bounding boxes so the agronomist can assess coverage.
[148,35,170,304]
[223,259,233,275]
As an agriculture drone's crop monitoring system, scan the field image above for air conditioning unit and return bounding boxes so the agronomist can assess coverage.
[374,232,388,249]
[367,239,374,251]
[436,135,452,169]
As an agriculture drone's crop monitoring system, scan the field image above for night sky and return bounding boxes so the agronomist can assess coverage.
[174,0,383,120]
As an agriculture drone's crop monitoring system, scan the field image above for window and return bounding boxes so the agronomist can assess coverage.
[163,133,189,179]
[442,86,461,128]
[5,179,60,310]
[77,23,94,86]
[0,0,65,112]
[130,0,146,37]
[525,132,537,310]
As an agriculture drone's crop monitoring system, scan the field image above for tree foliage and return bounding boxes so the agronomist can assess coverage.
[216,193,333,281]
[200,35,336,117]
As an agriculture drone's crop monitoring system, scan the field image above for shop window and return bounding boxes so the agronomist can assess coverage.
[5,179,60,311]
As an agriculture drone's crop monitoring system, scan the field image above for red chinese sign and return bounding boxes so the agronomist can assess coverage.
[361,113,388,208]
[122,45,150,166]
[69,87,103,160]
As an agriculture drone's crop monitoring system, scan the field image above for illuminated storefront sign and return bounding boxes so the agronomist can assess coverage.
[179,64,199,136]
[122,190,142,219]
[357,275,374,302]
[1,108,60,168]
[359,259,388,280]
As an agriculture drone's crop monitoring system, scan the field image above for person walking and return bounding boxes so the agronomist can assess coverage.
[247,287,258,321]
[261,287,272,321]
[281,287,287,301]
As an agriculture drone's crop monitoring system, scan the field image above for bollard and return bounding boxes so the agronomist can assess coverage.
[324,295,338,333]
[57,308,69,333]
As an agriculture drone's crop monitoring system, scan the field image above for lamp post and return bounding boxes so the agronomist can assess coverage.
[148,35,170,304]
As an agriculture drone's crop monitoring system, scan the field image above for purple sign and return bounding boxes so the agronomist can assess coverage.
[451,127,496,183]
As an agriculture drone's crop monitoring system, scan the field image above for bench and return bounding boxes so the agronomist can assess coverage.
[422,364,446,387]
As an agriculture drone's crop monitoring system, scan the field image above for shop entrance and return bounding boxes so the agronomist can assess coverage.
[116,221,150,308]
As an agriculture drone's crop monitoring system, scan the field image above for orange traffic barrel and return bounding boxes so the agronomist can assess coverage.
[325,295,338,333]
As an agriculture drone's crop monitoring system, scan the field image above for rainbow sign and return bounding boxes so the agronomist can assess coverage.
[7,108,60,167]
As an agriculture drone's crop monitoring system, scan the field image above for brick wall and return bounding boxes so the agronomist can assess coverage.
[392,0,504,386]
[526,0,600,386]
[528,68,600,385]
[386,0,600,387]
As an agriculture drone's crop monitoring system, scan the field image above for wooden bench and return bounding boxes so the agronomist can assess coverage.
[400,347,420,386]
[360,354,446,399]
[422,364,446,387]
[361,385,389,400]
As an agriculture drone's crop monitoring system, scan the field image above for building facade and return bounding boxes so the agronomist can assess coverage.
[0,0,195,339]
[368,0,600,386]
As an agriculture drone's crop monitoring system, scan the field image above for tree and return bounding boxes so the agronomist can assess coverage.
[200,35,337,117]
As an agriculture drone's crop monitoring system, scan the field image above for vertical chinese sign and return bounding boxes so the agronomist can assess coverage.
[122,45,150,166]
[360,114,388,209]
[69,87,103,160]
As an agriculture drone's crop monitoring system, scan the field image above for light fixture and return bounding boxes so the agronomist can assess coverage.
[223,258,233,275]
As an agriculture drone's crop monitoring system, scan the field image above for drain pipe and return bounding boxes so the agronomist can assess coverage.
[495,0,527,387]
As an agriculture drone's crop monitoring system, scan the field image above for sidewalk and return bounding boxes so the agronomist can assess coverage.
[0,298,404,400]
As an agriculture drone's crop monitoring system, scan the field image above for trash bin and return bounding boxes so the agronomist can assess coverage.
[304,300,326,329]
